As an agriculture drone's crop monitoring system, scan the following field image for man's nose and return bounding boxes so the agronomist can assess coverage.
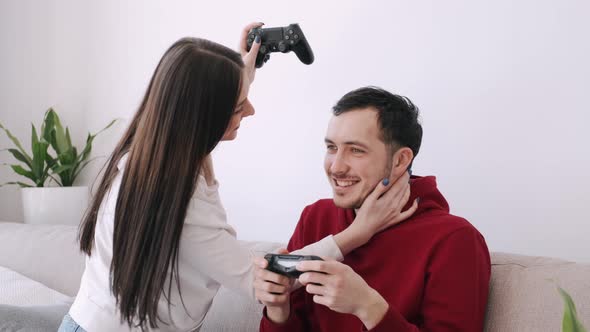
[330,152,348,174]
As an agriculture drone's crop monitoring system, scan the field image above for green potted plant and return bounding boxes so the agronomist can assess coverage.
[558,287,587,332]
[1,108,116,225]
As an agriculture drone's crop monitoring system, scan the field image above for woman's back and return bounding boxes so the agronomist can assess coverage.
[69,154,254,331]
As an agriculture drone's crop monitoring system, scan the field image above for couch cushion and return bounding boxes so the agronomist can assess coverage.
[0,222,84,297]
[0,304,70,332]
[0,266,72,306]
[201,240,283,332]
[485,252,590,332]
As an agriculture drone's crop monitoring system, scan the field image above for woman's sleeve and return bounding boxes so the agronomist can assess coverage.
[180,225,343,299]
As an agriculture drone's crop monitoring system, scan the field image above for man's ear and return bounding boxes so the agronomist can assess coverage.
[391,147,414,179]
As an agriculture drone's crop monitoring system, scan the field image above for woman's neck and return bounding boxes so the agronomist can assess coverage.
[202,155,215,186]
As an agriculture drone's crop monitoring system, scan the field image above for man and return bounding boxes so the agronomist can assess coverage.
[254,87,491,331]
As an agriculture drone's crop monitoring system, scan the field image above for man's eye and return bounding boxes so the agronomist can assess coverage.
[326,145,337,151]
[351,148,364,153]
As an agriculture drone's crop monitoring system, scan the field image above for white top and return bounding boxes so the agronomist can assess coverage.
[69,154,343,331]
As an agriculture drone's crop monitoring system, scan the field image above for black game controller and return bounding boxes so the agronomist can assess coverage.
[264,254,323,278]
[246,23,314,68]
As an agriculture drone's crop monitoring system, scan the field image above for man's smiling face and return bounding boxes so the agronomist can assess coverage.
[324,108,392,209]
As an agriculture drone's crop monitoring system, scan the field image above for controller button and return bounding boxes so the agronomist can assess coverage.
[294,34,299,39]
[290,40,295,45]
[285,35,290,40]
[260,46,267,53]
[289,29,294,34]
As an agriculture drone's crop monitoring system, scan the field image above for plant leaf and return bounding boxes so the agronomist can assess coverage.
[93,119,118,137]
[10,164,36,183]
[42,108,56,142]
[51,164,75,174]
[78,133,94,163]
[52,112,68,154]
[31,124,39,146]
[6,149,32,168]
[0,181,33,188]
[65,127,72,149]
[0,122,32,164]
[558,287,587,332]
[46,155,57,168]
[31,140,49,183]
[73,156,102,180]
[58,147,77,169]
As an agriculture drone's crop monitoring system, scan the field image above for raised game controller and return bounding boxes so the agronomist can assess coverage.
[246,23,314,68]
[264,254,323,278]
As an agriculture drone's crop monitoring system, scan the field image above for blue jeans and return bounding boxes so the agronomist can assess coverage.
[57,313,87,332]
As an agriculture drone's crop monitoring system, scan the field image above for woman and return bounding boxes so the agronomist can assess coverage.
[58,23,415,331]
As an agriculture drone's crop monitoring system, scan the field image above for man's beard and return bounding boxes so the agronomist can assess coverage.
[337,159,393,210]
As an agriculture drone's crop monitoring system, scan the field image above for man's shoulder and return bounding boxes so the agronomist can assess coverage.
[405,211,484,243]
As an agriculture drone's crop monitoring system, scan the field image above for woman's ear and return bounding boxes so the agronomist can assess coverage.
[391,147,414,179]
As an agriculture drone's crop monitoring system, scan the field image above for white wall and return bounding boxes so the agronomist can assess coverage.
[0,0,90,221]
[1,0,589,263]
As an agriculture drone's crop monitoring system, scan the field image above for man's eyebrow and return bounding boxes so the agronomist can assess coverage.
[324,138,370,150]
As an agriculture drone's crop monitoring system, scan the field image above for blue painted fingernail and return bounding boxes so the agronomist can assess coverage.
[255,35,261,43]
[382,178,389,186]
[417,197,421,204]
[408,169,412,176]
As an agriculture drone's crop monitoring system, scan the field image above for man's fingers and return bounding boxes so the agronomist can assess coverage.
[312,294,330,308]
[256,291,288,305]
[305,283,325,296]
[253,256,268,268]
[296,260,336,274]
[298,271,329,286]
[256,268,291,285]
[276,248,290,255]
[254,279,289,294]
[240,22,264,56]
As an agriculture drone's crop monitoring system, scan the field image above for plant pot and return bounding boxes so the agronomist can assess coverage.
[20,186,90,225]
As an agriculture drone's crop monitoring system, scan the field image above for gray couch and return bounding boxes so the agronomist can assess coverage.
[0,222,589,331]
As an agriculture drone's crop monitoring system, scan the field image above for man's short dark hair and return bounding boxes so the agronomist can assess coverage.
[332,86,423,162]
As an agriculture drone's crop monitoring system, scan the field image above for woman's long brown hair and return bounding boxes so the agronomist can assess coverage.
[79,37,244,329]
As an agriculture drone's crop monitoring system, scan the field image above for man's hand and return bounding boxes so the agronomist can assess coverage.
[239,22,264,85]
[297,259,389,330]
[253,250,294,324]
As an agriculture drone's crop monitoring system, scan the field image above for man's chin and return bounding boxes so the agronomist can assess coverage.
[332,195,363,209]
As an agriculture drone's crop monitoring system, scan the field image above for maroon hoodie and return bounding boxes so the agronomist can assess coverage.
[260,176,491,332]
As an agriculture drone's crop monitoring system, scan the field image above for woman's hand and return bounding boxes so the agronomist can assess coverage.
[333,171,418,255]
[239,22,264,85]
[355,171,418,235]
